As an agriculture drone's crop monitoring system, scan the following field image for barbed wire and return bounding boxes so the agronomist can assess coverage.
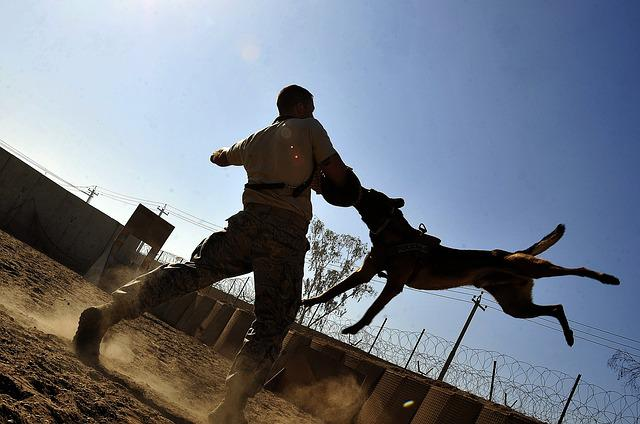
[319,317,640,423]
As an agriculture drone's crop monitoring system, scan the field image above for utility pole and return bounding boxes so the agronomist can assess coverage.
[438,292,486,381]
[157,203,168,218]
[85,186,98,204]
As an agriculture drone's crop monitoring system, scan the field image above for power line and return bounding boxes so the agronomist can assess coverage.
[96,190,221,233]
[95,186,166,206]
[568,319,640,346]
[165,204,225,230]
[479,304,640,358]
[88,186,225,232]
[0,137,91,197]
[168,209,220,232]
[440,285,640,347]
[98,192,143,207]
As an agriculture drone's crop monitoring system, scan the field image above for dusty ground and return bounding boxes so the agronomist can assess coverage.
[0,229,322,424]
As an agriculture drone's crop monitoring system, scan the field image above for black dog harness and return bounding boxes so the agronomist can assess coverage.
[377,223,441,285]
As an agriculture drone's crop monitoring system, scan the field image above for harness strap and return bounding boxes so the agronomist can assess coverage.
[371,208,396,235]
[406,258,422,286]
[388,242,433,256]
[376,258,422,286]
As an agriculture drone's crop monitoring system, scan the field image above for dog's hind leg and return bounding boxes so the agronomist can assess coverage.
[485,281,575,346]
[302,253,379,307]
[503,254,620,285]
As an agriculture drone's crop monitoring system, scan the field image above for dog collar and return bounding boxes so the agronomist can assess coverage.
[370,208,396,235]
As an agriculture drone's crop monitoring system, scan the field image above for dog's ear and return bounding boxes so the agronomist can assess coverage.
[393,198,405,208]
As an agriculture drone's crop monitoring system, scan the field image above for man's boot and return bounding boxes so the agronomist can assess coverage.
[72,304,120,364]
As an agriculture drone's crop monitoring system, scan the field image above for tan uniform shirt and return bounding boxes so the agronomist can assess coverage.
[225,117,337,221]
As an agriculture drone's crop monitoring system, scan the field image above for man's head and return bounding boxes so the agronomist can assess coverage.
[277,85,314,118]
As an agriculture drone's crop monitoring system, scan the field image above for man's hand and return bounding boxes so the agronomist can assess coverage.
[210,149,230,167]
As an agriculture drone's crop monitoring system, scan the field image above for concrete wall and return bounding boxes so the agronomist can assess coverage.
[0,147,122,275]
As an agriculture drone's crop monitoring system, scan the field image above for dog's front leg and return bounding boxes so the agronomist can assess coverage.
[302,253,378,307]
[342,280,403,334]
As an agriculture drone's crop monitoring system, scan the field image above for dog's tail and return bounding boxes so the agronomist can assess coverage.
[518,224,565,256]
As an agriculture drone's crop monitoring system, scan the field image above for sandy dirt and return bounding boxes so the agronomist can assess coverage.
[0,229,322,424]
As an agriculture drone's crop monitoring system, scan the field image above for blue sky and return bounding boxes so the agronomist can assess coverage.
[1,1,639,395]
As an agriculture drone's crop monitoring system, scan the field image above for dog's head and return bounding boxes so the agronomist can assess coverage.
[355,188,405,235]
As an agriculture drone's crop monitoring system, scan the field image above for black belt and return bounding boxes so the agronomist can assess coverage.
[245,179,311,197]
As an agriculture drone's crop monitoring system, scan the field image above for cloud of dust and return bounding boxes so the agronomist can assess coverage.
[100,330,210,422]
[2,282,207,421]
[101,333,135,364]
[101,329,190,407]
[98,265,143,293]
[0,286,95,340]
[283,373,365,424]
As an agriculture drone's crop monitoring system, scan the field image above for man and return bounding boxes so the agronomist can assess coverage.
[73,85,356,423]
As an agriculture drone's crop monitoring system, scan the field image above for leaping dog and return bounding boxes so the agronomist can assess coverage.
[302,188,620,346]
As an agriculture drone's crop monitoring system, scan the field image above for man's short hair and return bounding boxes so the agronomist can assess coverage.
[277,85,313,114]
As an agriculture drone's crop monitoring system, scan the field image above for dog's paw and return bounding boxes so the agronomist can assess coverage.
[599,273,620,285]
[565,330,575,347]
[341,325,361,335]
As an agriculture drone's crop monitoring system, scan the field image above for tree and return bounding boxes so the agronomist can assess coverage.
[608,350,640,393]
[297,217,374,330]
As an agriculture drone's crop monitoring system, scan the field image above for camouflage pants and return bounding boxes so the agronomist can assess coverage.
[110,203,309,403]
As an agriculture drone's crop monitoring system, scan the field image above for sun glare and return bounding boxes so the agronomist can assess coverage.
[240,43,261,63]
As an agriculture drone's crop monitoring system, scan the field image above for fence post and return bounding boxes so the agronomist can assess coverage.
[306,304,321,328]
[405,328,426,369]
[233,276,250,307]
[489,360,496,401]
[438,292,486,381]
[226,278,238,304]
[557,374,581,424]
[368,317,387,354]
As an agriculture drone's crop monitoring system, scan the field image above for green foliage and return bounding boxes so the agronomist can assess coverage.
[298,217,374,329]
